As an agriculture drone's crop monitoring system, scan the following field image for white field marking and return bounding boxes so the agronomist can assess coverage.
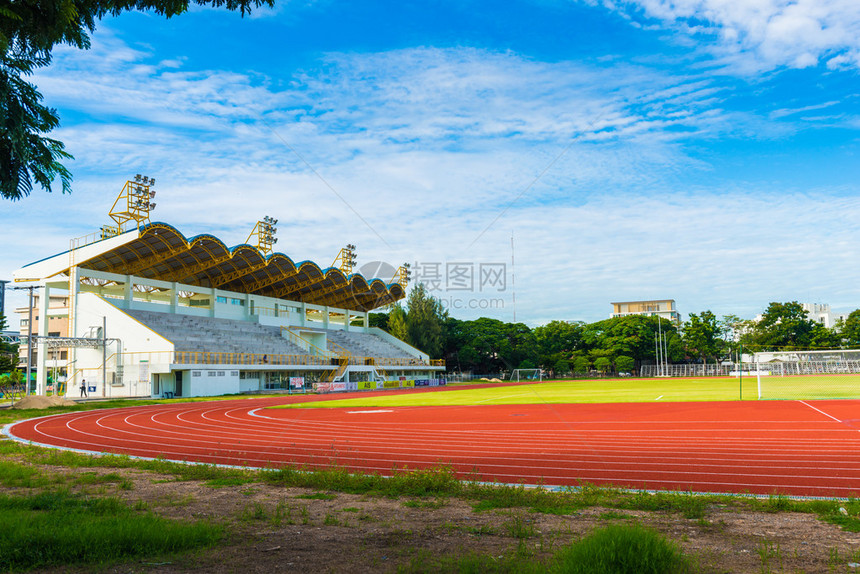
[347,410,394,414]
[799,401,842,423]
[655,395,664,401]
[476,393,532,404]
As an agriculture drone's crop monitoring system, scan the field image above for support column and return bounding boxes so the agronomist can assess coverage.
[69,266,80,397]
[123,275,133,309]
[170,282,179,313]
[36,282,49,395]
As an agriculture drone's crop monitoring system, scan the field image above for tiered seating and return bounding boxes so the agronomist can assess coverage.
[125,309,306,356]
[326,329,416,359]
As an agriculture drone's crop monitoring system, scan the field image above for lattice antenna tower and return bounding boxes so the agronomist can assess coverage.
[103,175,157,237]
[246,216,278,255]
[332,244,357,274]
[394,263,411,289]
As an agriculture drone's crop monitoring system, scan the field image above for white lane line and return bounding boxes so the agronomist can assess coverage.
[655,395,664,401]
[347,410,394,414]
[476,393,531,404]
[799,401,842,423]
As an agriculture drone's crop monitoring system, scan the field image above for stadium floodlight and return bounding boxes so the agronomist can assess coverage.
[150,191,156,198]
[149,178,155,186]
[273,238,278,244]
[135,174,142,181]
[149,203,156,210]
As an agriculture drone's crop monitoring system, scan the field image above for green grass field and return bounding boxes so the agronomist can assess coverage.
[283,374,860,409]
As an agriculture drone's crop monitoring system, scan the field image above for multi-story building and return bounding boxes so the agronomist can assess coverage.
[611,299,681,325]
[801,303,850,329]
[16,294,72,381]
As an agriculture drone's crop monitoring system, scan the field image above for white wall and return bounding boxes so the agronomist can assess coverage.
[71,293,174,398]
[186,368,241,397]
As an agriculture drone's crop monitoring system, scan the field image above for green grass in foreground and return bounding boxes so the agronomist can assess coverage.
[0,490,223,572]
[399,523,691,574]
[276,374,860,410]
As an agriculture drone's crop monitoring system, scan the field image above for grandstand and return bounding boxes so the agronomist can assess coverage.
[12,177,444,398]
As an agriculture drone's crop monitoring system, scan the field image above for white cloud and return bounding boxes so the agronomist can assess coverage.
[7,34,859,325]
[599,0,860,72]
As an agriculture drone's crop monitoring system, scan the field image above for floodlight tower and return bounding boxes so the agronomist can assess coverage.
[103,175,157,237]
[246,216,278,255]
[332,244,357,274]
[395,263,411,289]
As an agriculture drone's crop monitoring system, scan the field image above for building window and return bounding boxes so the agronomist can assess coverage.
[231,298,244,306]
[216,296,227,304]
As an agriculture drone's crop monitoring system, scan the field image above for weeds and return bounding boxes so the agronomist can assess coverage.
[504,513,537,539]
[0,490,223,572]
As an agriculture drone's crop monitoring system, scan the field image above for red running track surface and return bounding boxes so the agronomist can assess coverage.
[6,394,860,497]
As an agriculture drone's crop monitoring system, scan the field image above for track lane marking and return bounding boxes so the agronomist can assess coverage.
[798,401,842,423]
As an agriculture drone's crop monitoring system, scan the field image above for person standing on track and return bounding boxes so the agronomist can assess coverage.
[80,379,87,398]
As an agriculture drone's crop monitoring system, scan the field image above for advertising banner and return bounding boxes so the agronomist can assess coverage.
[332,382,347,392]
[357,381,375,390]
[382,380,401,389]
[414,380,429,387]
[316,382,332,393]
[402,380,415,388]
[290,377,304,389]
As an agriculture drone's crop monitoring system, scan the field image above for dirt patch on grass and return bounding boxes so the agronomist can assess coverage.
[16,464,860,573]
[12,395,77,409]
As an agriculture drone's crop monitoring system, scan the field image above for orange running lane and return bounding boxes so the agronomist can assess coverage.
[6,395,860,497]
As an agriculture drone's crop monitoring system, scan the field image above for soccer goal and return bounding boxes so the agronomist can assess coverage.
[511,368,542,382]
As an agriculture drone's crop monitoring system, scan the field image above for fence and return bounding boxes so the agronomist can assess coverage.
[638,360,860,400]
[640,360,860,378]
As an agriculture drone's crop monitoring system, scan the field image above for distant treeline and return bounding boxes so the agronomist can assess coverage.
[371,288,860,376]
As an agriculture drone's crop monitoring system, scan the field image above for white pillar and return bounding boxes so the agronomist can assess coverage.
[170,282,179,313]
[36,282,49,395]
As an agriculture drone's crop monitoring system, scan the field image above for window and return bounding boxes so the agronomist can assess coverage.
[216,296,227,304]
[192,371,201,377]
[217,371,225,376]
[207,371,216,376]
[231,298,244,306]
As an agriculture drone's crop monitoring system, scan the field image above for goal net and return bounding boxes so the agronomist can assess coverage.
[511,369,542,382]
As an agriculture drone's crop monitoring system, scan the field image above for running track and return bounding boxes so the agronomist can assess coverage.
[6,393,860,497]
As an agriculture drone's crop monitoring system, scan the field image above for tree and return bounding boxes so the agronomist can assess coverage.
[387,305,408,343]
[841,310,860,347]
[0,312,16,373]
[682,310,725,363]
[404,283,447,358]
[594,357,612,374]
[1,0,275,200]
[572,356,590,374]
[742,302,818,351]
[615,355,634,373]
[367,312,389,331]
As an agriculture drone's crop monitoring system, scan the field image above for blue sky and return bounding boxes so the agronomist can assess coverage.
[3,0,860,325]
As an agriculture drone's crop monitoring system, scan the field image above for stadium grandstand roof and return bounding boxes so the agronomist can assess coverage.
[14,222,405,312]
